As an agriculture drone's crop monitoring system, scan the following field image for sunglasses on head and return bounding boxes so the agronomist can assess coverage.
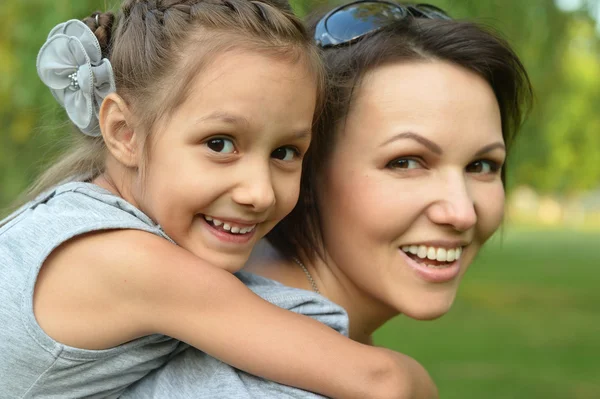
[314,0,451,48]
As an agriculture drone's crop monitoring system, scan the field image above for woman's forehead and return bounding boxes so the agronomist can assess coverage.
[338,60,503,149]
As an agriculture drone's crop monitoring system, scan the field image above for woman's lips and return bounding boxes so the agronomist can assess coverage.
[399,247,462,283]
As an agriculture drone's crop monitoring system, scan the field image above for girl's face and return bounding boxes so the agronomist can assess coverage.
[319,61,505,320]
[136,51,317,272]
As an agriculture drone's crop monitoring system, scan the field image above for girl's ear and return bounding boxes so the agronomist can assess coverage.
[99,93,140,168]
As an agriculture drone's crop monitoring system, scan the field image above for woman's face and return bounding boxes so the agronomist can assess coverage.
[319,60,505,320]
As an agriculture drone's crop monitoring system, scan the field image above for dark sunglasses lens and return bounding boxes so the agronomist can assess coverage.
[326,2,407,43]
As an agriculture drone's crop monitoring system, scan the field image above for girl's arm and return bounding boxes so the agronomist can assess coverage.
[140,233,437,399]
[36,230,437,399]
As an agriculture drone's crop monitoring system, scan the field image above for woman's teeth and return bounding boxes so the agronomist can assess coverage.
[401,245,462,262]
[204,216,256,234]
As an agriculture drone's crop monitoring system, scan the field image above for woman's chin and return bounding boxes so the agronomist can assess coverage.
[397,293,458,321]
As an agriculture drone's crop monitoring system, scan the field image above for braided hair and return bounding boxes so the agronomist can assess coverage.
[25,0,323,201]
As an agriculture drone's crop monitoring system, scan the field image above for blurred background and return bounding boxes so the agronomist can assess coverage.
[1,0,599,398]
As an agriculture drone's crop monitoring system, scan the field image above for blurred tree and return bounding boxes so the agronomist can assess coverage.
[1,0,599,212]
[0,0,114,209]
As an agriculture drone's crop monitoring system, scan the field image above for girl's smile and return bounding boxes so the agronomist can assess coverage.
[119,50,317,273]
[201,214,259,244]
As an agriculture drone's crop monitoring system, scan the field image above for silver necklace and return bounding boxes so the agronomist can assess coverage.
[292,256,321,294]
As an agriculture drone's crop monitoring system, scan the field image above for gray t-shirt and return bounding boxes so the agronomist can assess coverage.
[121,272,349,398]
[0,182,180,398]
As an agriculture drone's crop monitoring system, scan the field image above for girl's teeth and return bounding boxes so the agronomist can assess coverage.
[409,245,418,255]
[204,215,256,235]
[417,245,428,259]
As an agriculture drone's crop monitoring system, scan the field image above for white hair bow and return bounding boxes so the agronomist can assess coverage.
[37,19,116,137]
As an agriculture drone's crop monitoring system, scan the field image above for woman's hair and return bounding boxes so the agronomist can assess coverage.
[25,0,323,201]
[268,10,533,260]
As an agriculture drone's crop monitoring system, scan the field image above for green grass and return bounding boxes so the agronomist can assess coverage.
[374,228,600,399]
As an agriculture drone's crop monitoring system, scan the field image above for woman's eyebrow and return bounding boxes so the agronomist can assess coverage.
[379,132,442,155]
[380,132,506,157]
[475,142,506,157]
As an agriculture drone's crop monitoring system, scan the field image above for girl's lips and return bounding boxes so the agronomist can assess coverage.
[399,248,462,283]
[203,217,257,244]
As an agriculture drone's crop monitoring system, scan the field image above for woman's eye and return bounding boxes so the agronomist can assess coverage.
[466,160,500,174]
[271,146,299,162]
[387,158,421,169]
[206,138,235,154]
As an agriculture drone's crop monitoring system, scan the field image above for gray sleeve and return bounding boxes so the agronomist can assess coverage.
[121,350,329,399]
[120,272,347,398]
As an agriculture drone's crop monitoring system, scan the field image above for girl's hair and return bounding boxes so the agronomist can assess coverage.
[268,12,533,260]
[24,0,324,202]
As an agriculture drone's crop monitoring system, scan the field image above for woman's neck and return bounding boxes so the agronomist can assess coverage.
[245,241,398,344]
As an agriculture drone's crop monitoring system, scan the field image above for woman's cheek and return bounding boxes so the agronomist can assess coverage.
[475,182,505,242]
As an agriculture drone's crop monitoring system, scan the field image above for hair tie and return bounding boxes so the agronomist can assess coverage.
[36,19,116,137]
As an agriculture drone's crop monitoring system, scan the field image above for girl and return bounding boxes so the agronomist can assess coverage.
[121,1,533,398]
[0,1,432,398]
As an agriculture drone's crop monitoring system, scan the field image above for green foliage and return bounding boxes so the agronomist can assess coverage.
[1,0,599,210]
[0,0,110,209]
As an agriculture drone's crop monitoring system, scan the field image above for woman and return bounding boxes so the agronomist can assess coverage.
[123,1,532,397]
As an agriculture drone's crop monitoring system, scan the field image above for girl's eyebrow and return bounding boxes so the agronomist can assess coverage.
[194,112,311,139]
[379,131,442,154]
[289,129,312,140]
[195,111,250,128]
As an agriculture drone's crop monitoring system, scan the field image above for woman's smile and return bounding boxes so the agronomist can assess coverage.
[317,59,505,321]
[398,246,463,284]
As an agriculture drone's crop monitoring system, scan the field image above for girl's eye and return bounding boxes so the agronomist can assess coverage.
[387,158,422,170]
[206,138,235,154]
[466,160,500,174]
[271,146,299,162]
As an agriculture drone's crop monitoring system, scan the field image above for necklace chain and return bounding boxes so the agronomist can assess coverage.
[292,256,321,294]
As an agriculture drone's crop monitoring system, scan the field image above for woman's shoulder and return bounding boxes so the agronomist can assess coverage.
[121,271,347,399]
[236,271,349,336]
[122,346,330,399]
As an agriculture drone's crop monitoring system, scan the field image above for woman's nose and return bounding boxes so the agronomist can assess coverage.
[426,175,477,232]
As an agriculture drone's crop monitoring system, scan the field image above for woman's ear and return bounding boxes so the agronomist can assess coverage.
[99,93,140,168]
